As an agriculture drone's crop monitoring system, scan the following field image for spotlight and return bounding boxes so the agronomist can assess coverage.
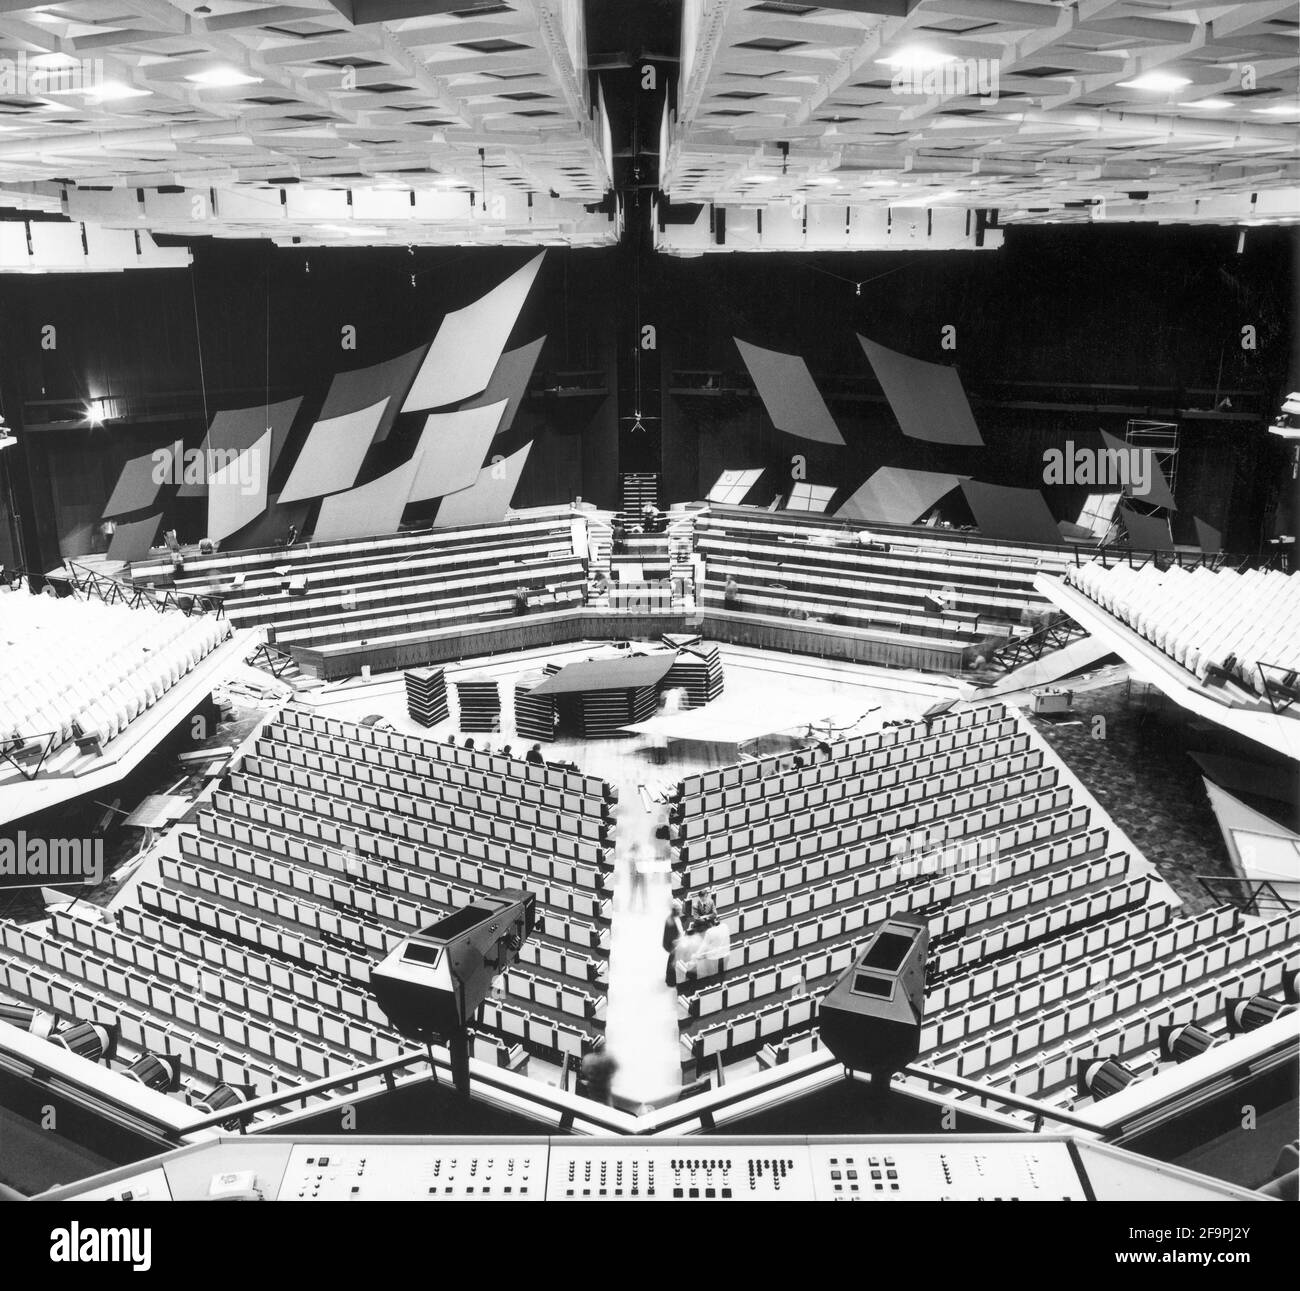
[123,1051,182,1091]
[0,1002,57,1038]
[1225,994,1292,1034]
[51,1019,119,1063]
[193,1082,250,1130]
[1077,1057,1138,1100]
[1158,1022,1219,1063]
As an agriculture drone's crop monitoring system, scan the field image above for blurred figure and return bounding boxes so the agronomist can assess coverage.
[663,897,686,988]
[578,1050,618,1105]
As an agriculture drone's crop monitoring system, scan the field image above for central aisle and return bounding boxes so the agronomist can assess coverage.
[600,770,683,1110]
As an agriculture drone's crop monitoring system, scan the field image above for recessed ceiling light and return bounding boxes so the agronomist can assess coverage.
[1180,98,1232,110]
[805,176,839,186]
[742,174,779,183]
[1117,72,1192,91]
[1252,104,1300,115]
[85,82,151,101]
[187,67,262,87]
[875,47,955,70]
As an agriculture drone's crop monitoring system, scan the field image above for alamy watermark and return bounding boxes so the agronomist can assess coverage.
[887,833,1002,883]
[891,58,999,105]
[0,833,103,887]
[0,52,105,97]
[151,439,263,495]
[1042,439,1152,496]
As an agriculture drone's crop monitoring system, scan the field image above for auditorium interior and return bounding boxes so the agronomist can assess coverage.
[0,0,1297,1205]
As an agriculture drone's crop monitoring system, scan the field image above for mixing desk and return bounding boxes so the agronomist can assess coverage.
[38,1135,1264,1202]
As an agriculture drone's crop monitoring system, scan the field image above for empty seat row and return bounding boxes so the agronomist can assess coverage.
[232,759,609,863]
[678,730,1034,840]
[679,748,1047,864]
[920,905,1243,1049]
[277,704,611,803]
[685,782,1078,888]
[266,718,610,816]
[179,828,606,954]
[678,702,1007,801]
[206,786,603,893]
[252,734,605,839]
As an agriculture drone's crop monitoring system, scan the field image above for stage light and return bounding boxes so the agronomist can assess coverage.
[876,47,954,70]
[1118,72,1192,91]
[187,67,261,87]
[1158,1023,1218,1063]
[1077,1057,1137,1099]
[51,1019,119,1063]
[123,1052,182,1091]
[1224,994,1292,1034]
[0,1002,57,1037]
[85,401,103,427]
[193,1082,249,1129]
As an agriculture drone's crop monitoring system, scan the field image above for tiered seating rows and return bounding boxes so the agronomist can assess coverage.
[679,702,1007,802]
[0,592,229,748]
[277,704,611,804]
[248,731,607,842]
[679,746,1048,864]
[1066,562,1300,697]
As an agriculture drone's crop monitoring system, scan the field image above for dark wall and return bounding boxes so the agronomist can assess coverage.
[0,222,1293,569]
[0,241,620,567]
[659,224,1296,553]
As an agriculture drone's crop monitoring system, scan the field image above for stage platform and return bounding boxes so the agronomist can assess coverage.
[0,628,255,828]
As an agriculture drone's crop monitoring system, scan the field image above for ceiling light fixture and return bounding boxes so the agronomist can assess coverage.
[875,47,955,70]
[1117,72,1192,91]
[186,67,262,87]
[84,82,151,101]
[1180,98,1232,110]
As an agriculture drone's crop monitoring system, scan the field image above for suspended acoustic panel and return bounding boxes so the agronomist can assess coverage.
[786,483,837,513]
[433,441,533,528]
[707,468,763,504]
[734,338,845,445]
[858,335,984,446]
[323,345,429,445]
[311,453,422,543]
[1099,430,1177,511]
[1193,517,1223,554]
[176,398,302,499]
[402,252,545,413]
[277,397,390,505]
[223,493,312,553]
[959,480,1062,546]
[106,512,162,563]
[462,336,546,436]
[407,401,508,502]
[101,451,164,519]
[1119,504,1175,552]
[207,430,271,545]
[837,466,967,525]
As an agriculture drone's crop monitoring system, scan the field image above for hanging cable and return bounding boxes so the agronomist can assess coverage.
[190,269,210,431]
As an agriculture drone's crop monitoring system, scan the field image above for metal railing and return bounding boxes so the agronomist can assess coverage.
[65,561,226,619]
[985,614,1088,674]
[1194,875,1298,914]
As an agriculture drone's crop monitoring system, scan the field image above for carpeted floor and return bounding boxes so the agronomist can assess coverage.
[1025,681,1237,914]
